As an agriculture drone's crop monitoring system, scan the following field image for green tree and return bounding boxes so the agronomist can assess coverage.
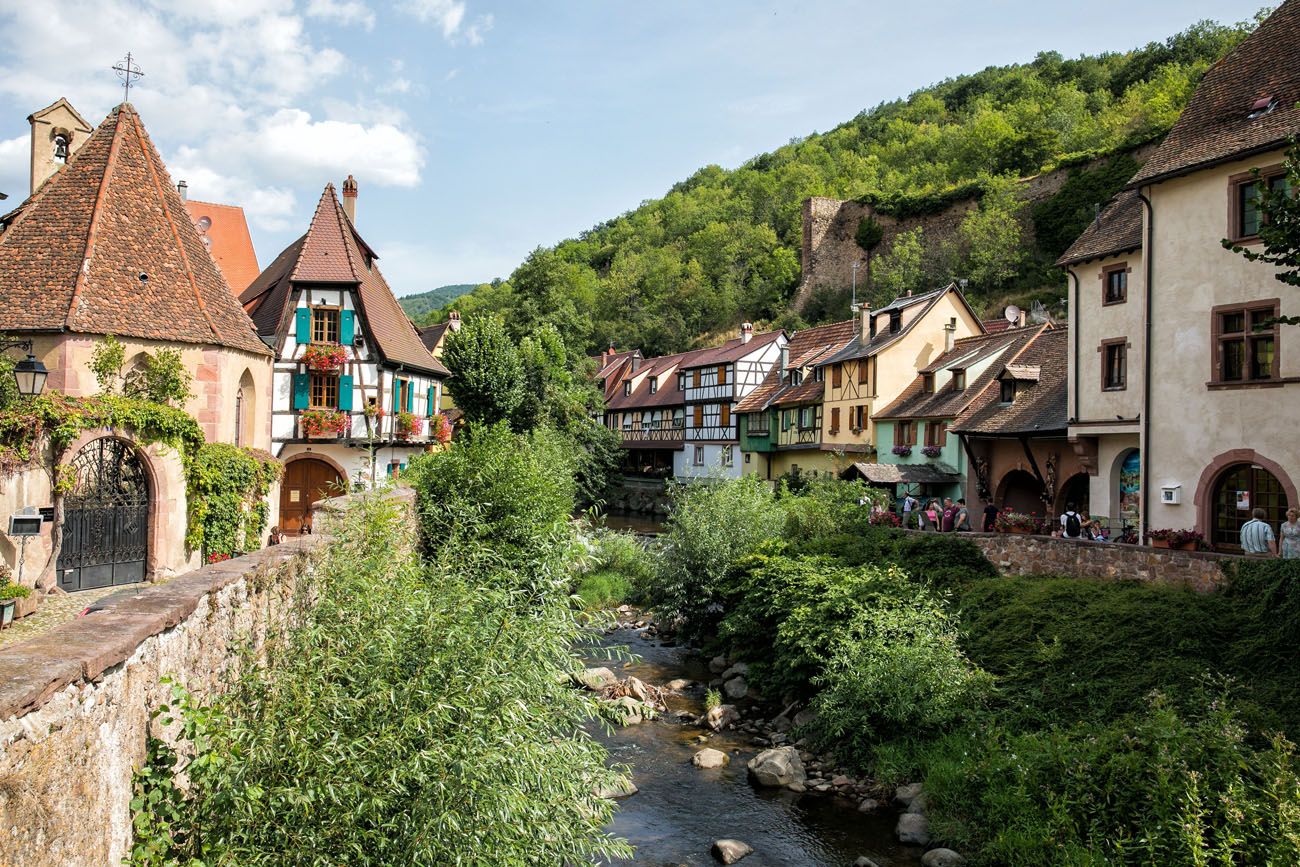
[959,175,1026,290]
[872,227,927,302]
[123,348,193,406]
[89,334,125,394]
[441,314,525,426]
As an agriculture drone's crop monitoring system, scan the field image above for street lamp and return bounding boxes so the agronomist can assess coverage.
[3,340,48,397]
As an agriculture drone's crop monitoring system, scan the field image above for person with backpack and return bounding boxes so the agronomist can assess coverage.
[1060,502,1084,539]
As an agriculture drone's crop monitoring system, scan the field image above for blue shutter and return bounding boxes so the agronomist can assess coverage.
[392,379,402,414]
[295,308,311,344]
[339,309,355,344]
[405,382,414,414]
[427,385,435,417]
[337,374,354,411]
[292,373,310,410]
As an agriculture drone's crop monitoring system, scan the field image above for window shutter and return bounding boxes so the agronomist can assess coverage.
[720,404,731,428]
[292,373,310,410]
[831,407,840,431]
[295,308,312,344]
[427,385,435,417]
[337,374,354,411]
[406,383,414,414]
[339,309,355,344]
[392,380,402,414]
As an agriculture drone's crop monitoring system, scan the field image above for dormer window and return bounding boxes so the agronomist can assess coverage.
[869,317,878,339]
[889,311,902,334]
[677,373,685,391]
[648,376,658,394]
[1000,379,1016,403]
[922,373,935,393]
[1248,95,1278,119]
[52,134,69,164]
[623,381,632,396]
[952,369,966,391]
[814,367,825,383]
[790,370,804,386]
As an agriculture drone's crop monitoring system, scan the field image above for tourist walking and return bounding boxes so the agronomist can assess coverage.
[901,492,919,528]
[941,498,957,532]
[1280,508,1300,560]
[924,500,941,532]
[982,500,999,533]
[954,498,972,532]
[1240,508,1277,557]
[1060,502,1084,539]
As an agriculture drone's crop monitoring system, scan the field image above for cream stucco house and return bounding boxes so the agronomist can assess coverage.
[1063,1,1300,549]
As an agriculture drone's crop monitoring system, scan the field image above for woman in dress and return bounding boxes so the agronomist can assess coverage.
[1281,508,1300,560]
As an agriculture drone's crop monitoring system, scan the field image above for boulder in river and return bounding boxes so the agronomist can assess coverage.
[894,781,924,805]
[720,662,750,681]
[576,667,618,691]
[792,708,818,728]
[705,704,740,731]
[723,676,748,700]
[746,746,806,787]
[709,655,729,673]
[921,850,967,867]
[905,792,928,815]
[895,812,930,845]
[610,696,651,725]
[595,776,638,799]
[692,747,729,769]
[711,839,753,864]
[665,678,694,691]
[853,858,882,867]
[625,675,651,702]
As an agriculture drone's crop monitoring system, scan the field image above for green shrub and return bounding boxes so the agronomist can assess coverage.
[574,570,632,609]
[647,475,785,638]
[879,692,1300,866]
[795,526,998,593]
[778,478,886,544]
[582,528,655,595]
[0,582,31,599]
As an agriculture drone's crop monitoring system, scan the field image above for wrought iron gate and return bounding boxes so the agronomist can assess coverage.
[57,438,150,592]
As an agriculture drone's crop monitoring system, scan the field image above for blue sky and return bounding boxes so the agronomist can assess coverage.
[0,0,1263,294]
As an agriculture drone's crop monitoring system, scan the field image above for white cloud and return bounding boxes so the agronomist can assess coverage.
[306,0,376,30]
[379,78,413,94]
[463,13,493,46]
[0,136,26,203]
[403,0,465,37]
[245,109,424,188]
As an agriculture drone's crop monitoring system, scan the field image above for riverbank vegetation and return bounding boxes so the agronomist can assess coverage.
[631,475,1300,865]
[128,424,632,865]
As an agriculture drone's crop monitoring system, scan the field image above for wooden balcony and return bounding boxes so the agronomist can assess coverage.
[618,423,685,445]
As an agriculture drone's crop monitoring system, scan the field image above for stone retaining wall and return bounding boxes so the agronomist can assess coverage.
[0,536,324,866]
[938,530,1235,593]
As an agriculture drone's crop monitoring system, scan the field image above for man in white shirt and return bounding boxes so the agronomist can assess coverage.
[1241,508,1277,556]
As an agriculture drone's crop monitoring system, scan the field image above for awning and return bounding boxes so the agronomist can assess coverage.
[840,462,960,486]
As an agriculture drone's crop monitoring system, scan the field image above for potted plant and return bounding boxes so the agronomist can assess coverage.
[0,581,30,629]
[891,444,913,458]
[994,508,1041,535]
[395,411,423,440]
[920,445,943,459]
[302,344,348,372]
[431,412,453,446]
[1148,528,1203,551]
[300,409,349,438]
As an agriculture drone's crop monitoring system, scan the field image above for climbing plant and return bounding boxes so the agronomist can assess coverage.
[90,334,126,394]
[186,444,283,558]
[123,348,194,407]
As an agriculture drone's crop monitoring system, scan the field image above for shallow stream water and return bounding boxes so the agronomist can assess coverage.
[587,626,924,867]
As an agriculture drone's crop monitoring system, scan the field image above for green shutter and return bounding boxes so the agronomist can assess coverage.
[405,382,414,414]
[392,379,402,414]
[295,308,311,344]
[427,385,435,417]
[337,374,354,411]
[292,373,310,410]
[339,309,355,344]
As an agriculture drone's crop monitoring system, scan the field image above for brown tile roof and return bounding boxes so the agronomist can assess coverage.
[1129,2,1300,187]
[875,327,1040,421]
[823,284,978,365]
[184,200,260,294]
[982,318,1012,333]
[842,461,962,486]
[240,185,447,377]
[677,328,784,369]
[0,104,269,355]
[419,321,452,354]
[736,318,856,413]
[1056,190,1144,266]
[950,326,1067,436]
[606,352,693,411]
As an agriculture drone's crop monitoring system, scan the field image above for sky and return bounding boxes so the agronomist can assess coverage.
[0,0,1265,295]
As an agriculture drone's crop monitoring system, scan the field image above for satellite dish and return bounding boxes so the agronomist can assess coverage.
[1004,305,1022,324]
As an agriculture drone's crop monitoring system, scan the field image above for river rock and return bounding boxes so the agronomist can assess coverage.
[705,704,740,731]
[894,782,924,805]
[858,798,879,812]
[665,678,693,691]
[595,777,638,799]
[747,746,806,787]
[720,662,750,681]
[905,793,928,815]
[692,748,730,769]
[831,774,852,787]
[617,604,631,613]
[625,675,651,702]
[792,708,818,728]
[709,655,729,673]
[611,696,648,725]
[787,782,806,793]
[896,812,930,845]
[723,676,748,700]
[854,858,882,867]
[921,850,966,867]
[711,839,753,864]
[577,667,618,691]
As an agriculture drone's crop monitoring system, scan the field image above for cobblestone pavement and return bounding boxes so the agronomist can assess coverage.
[0,584,134,649]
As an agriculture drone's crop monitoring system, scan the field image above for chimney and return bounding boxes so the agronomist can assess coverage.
[740,322,754,344]
[906,289,913,297]
[859,302,872,343]
[342,174,358,224]
[944,317,957,352]
[448,310,462,332]
[177,180,188,200]
[1017,309,1027,328]
[631,356,643,372]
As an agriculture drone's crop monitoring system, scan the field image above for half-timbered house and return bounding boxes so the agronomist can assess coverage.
[240,180,449,533]
[604,351,689,477]
[676,324,785,480]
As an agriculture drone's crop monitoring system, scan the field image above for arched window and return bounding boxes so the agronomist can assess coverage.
[234,388,245,447]
[1211,463,1289,550]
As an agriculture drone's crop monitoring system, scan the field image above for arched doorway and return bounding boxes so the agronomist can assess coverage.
[57,438,151,592]
[280,458,345,535]
[1055,473,1090,517]
[996,469,1045,516]
[1210,463,1289,551]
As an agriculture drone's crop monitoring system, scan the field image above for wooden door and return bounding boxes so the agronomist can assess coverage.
[280,458,344,535]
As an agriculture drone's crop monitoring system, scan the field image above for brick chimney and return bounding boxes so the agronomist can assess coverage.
[740,322,754,344]
[448,310,462,332]
[859,302,872,344]
[342,174,358,224]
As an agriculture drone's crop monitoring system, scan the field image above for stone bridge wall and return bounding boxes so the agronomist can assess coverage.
[0,480,406,867]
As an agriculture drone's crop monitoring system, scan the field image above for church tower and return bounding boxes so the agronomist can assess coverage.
[27,98,93,195]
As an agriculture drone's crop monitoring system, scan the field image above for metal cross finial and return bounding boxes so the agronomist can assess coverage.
[112,52,144,103]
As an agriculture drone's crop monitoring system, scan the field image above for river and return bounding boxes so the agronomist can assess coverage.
[588,625,924,867]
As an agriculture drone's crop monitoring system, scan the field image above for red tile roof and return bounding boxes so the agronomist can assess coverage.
[735,318,856,413]
[1056,190,1144,267]
[0,104,269,355]
[184,200,260,294]
[240,185,447,377]
[950,326,1067,436]
[676,328,784,369]
[1129,2,1300,187]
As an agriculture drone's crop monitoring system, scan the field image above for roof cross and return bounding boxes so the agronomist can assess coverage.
[112,53,144,103]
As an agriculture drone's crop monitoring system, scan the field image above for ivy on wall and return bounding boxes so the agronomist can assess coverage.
[186,444,283,558]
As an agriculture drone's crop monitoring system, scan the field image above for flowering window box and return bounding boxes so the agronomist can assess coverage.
[1148,528,1203,550]
[920,445,943,459]
[302,344,348,373]
[301,409,349,438]
[395,412,423,440]
[891,445,913,458]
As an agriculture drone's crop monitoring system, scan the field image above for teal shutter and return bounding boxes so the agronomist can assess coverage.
[292,373,310,410]
[339,309,355,344]
[426,385,435,417]
[405,383,414,414]
[295,308,311,344]
[392,379,402,414]
[337,374,354,411]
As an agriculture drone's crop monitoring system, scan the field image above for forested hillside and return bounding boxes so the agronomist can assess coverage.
[398,284,477,320]
[434,17,1259,357]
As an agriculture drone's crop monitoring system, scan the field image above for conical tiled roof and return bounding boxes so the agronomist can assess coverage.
[0,104,269,355]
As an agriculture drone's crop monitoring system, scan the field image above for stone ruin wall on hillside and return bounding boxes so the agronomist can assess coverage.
[794,142,1158,309]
